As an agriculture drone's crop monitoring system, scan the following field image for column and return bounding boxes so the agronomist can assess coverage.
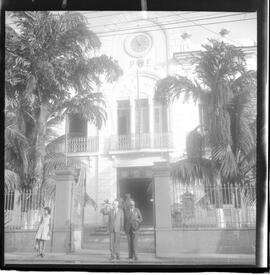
[65,114,69,135]
[167,105,172,147]
[52,169,76,252]
[149,99,154,147]
[153,161,172,229]
[130,99,136,148]
[64,115,69,154]
[153,161,173,256]
[130,99,135,135]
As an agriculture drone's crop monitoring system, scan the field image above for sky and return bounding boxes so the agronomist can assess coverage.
[78,11,257,48]
[6,11,257,48]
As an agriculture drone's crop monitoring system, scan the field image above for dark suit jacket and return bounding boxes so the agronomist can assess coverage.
[125,208,143,233]
[108,208,124,233]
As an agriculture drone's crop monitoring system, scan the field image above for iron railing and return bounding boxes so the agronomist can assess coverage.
[110,132,173,151]
[4,188,55,230]
[47,135,99,154]
[171,182,256,229]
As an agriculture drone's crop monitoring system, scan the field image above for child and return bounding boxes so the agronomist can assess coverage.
[35,206,51,257]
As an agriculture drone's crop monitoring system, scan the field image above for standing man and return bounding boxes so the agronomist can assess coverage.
[108,199,124,261]
[122,193,132,229]
[125,200,143,261]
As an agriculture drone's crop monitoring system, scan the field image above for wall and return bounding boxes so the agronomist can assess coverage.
[5,230,52,253]
[156,228,255,258]
[84,156,99,226]
[95,156,117,226]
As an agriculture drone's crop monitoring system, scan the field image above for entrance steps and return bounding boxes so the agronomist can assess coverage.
[82,226,155,253]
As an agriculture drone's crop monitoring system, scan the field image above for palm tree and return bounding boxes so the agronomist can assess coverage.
[5,98,92,228]
[5,11,123,189]
[155,39,256,227]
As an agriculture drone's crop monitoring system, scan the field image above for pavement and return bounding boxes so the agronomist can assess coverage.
[4,249,256,266]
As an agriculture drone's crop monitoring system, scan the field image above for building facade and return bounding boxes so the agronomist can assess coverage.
[5,12,257,258]
[48,13,257,231]
[47,15,202,229]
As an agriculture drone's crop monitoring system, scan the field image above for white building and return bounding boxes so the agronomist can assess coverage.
[48,11,257,230]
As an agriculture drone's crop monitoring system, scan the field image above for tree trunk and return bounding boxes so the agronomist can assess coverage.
[33,104,48,188]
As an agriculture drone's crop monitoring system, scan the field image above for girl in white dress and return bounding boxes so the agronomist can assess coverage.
[35,207,51,257]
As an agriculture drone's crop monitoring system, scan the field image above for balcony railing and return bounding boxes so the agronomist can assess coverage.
[109,133,173,151]
[47,135,99,154]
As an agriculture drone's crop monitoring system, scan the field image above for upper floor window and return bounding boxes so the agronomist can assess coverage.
[69,114,87,137]
[154,104,168,133]
[135,98,149,134]
[117,100,130,135]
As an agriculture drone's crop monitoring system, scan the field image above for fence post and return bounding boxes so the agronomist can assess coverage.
[12,190,21,228]
[153,161,172,257]
[215,176,226,228]
[52,169,76,252]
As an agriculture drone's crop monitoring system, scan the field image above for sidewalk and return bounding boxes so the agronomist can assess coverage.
[4,249,256,265]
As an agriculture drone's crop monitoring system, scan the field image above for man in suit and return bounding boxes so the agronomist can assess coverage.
[108,199,124,261]
[124,200,143,261]
[122,193,132,230]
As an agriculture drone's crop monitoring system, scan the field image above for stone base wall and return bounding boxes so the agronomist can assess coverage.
[5,230,52,253]
[155,228,256,257]
[5,228,82,253]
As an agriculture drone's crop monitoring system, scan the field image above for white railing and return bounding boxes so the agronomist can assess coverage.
[154,133,172,148]
[68,136,98,153]
[110,132,173,151]
[47,135,99,154]
[171,182,256,229]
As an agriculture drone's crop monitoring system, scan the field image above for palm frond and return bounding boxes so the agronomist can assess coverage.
[43,151,85,177]
[69,55,123,92]
[64,92,107,129]
[5,169,20,190]
[171,158,215,185]
[5,125,29,147]
[58,11,101,52]
[154,75,204,104]
[212,144,238,180]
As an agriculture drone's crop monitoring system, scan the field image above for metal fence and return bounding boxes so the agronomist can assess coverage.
[171,181,256,229]
[4,188,55,230]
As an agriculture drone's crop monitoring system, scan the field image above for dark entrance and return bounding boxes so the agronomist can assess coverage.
[119,178,153,227]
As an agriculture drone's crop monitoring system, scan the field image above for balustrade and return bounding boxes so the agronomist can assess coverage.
[47,133,172,153]
[47,136,98,154]
[110,132,172,151]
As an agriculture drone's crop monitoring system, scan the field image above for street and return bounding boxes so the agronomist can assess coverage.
[5,249,255,265]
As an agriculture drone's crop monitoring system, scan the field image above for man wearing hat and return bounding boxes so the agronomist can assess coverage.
[124,200,143,261]
[108,199,124,261]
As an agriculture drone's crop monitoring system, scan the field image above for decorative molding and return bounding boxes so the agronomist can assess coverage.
[173,46,257,65]
[153,161,170,177]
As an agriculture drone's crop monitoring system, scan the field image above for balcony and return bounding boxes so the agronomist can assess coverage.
[109,133,173,152]
[47,135,99,154]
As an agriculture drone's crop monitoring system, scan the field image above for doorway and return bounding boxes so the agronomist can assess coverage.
[119,178,153,227]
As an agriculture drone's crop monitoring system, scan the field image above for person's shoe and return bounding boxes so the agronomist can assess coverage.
[133,256,138,261]
[109,255,115,261]
[40,253,44,258]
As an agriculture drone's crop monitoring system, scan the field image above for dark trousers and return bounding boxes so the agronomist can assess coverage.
[126,229,139,259]
[110,231,121,257]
